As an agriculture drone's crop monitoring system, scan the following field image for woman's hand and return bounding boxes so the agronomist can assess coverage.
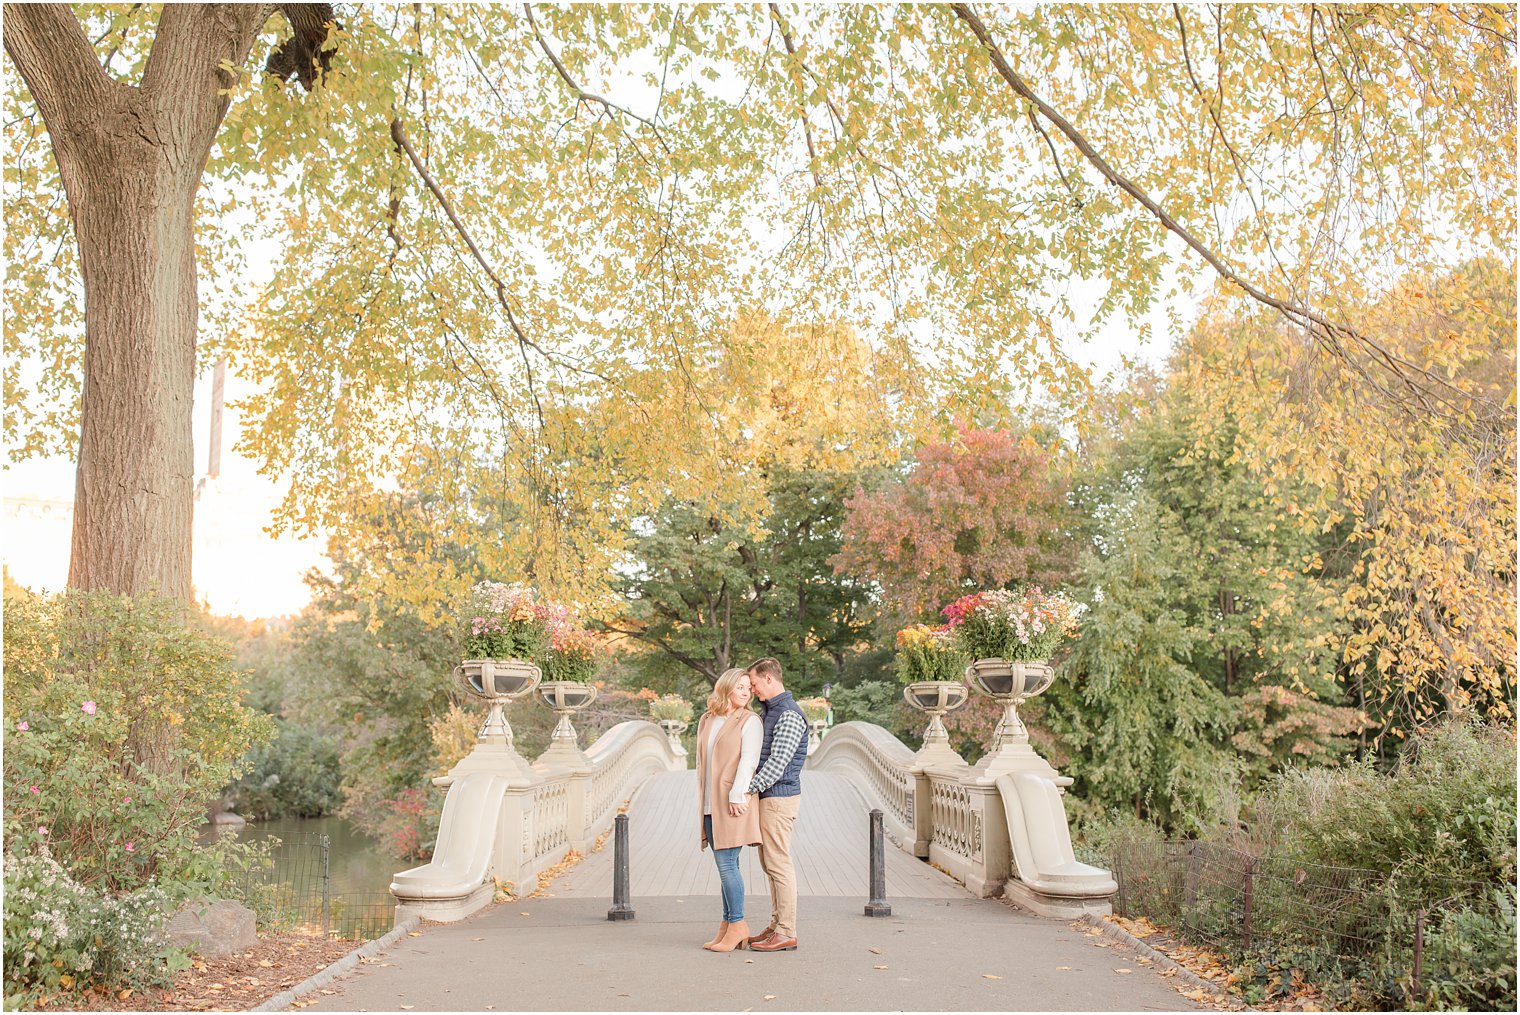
[728,799,748,817]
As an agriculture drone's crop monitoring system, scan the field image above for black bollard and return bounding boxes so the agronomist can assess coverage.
[864,808,892,917]
[607,812,636,921]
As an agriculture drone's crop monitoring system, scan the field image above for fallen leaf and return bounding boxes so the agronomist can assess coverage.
[874,964,889,970]
[407,931,422,937]
[520,911,531,916]
[1114,968,1133,975]
[763,995,777,1001]
[117,989,133,1001]
[259,959,273,968]
[982,974,1002,980]
[472,937,485,941]
[401,1007,415,1011]
[1056,966,1072,971]
[868,947,883,954]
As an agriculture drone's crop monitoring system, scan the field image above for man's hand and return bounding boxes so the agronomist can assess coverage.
[728,799,748,817]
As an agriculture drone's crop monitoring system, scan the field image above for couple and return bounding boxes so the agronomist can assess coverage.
[695,657,807,953]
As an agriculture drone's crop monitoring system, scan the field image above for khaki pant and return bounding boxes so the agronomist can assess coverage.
[757,794,802,938]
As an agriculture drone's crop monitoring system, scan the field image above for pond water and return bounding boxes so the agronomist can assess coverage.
[230,815,401,939]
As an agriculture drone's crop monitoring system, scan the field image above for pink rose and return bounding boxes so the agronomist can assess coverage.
[81,701,97,715]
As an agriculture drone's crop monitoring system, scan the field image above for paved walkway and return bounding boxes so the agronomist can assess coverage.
[294,770,1204,1012]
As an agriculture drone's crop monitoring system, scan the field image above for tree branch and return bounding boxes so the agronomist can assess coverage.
[522,2,670,151]
[949,2,1476,419]
[2,3,119,130]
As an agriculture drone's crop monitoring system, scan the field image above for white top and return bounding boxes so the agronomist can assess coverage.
[702,711,762,815]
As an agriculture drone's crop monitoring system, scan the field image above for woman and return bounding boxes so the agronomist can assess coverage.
[694,666,763,952]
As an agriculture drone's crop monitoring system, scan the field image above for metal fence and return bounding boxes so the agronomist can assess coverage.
[231,831,397,941]
[1099,839,1510,1008]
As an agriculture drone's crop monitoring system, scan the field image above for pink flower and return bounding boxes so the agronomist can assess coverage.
[124,842,135,853]
[81,701,97,715]
[123,796,132,805]
[28,785,39,794]
[16,721,29,731]
[37,826,47,837]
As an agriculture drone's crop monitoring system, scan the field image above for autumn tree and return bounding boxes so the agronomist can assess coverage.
[6,4,1511,611]
[834,424,1076,621]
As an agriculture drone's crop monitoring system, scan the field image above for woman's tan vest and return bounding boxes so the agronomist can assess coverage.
[695,708,763,851]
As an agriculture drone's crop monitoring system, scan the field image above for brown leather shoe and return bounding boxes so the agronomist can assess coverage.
[750,934,798,952]
[747,928,777,947]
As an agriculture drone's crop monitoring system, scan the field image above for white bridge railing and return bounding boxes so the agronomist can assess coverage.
[806,719,1115,916]
[392,719,684,924]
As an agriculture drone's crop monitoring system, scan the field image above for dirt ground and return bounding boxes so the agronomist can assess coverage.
[31,929,357,1012]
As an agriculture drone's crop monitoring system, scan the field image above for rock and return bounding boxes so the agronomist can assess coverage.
[210,810,247,827]
[166,897,258,957]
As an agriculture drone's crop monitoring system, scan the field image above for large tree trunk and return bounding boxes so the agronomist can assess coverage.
[4,3,272,601]
[66,140,201,600]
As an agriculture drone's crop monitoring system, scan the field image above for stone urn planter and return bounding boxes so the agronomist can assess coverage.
[806,719,829,755]
[453,658,542,749]
[902,680,970,764]
[657,718,689,755]
[965,658,1054,748]
[536,679,598,749]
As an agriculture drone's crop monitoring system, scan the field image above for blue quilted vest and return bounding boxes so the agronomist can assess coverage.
[758,691,807,799]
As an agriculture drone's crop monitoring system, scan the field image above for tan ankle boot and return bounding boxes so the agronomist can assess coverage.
[701,921,729,950]
[708,919,751,952]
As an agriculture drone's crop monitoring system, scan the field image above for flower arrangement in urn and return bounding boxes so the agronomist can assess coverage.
[940,586,1085,663]
[541,627,601,684]
[462,581,555,662]
[893,624,969,683]
[648,694,694,724]
[799,697,831,723]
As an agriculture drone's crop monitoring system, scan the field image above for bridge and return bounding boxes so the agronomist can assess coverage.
[288,709,1201,1012]
[389,703,1117,923]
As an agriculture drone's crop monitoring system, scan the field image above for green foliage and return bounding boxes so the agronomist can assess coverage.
[609,466,882,694]
[829,681,914,742]
[1252,721,1517,889]
[1046,494,1244,832]
[2,589,273,893]
[2,849,184,1004]
[225,721,343,821]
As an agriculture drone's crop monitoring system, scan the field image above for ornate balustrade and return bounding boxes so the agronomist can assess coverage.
[806,718,1103,905]
[392,719,685,924]
[804,721,918,850]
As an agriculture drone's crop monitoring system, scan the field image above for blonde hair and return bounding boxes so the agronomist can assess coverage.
[707,667,751,716]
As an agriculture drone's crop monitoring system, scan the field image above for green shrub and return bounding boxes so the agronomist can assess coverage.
[2,589,273,999]
[226,721,343,821]
[3,590,274,892]
[1253,721,1516,888]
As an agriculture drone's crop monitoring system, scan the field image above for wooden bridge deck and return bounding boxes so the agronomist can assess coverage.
[550,770,968,899]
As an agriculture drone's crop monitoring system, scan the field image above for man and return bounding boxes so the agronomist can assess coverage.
[743,656,808,952]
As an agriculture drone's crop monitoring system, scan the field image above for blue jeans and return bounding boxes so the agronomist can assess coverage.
[703,814,745,922]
